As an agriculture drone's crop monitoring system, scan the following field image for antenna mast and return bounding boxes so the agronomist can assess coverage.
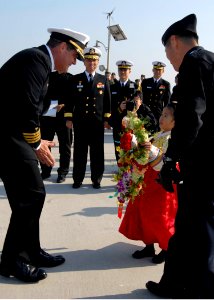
[106,9,114,72]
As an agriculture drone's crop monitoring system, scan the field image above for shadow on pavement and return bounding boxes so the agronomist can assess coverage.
[43,242,155,274]
[63,205,117,217]
[80,288,157,299]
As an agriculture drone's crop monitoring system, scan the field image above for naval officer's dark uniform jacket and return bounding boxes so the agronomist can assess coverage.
[40,71,73,178]
[0,45,51,263]
[109,79,138,162]
[65,71,111,184]
[160,46,214,298]
[141,77,171,130]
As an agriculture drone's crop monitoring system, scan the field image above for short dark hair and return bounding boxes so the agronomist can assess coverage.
[47,37,76,52]
[47,38,62,48]
[178,33,198,43]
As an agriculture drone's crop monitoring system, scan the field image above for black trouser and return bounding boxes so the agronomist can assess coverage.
[0,158,45,265]
[40,115,72,176]
[160,168,214,298]
[73,118,104,184]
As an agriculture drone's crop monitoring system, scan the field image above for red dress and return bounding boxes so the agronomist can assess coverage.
[119,167,177,250]
[119,164,178,250]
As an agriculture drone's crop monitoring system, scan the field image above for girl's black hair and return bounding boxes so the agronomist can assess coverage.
[132,90,143,100]
[165,102,176,114]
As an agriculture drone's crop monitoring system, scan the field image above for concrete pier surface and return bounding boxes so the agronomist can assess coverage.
[0,130,162,299]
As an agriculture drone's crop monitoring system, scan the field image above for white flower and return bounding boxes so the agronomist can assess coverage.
[131,134,138,148]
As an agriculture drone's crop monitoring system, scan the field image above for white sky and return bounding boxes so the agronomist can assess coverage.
[1,0,214,88]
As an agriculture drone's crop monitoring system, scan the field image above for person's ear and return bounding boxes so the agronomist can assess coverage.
[170,35,177,47]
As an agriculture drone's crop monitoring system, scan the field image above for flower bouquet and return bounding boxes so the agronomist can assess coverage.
[113,111,151,218]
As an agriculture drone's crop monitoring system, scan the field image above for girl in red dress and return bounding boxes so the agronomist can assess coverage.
[119,103,178,264]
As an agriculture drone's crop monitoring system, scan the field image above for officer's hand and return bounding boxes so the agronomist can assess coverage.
[66,120,73,129]
[34,140,55,167]
[104,121,111,129]
[55,104,65,112]
[157,160,181,193]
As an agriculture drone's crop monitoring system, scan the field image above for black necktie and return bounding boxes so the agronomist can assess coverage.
[89,74,93,82]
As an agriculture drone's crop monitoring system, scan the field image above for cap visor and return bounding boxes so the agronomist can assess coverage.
[77,51,84,61]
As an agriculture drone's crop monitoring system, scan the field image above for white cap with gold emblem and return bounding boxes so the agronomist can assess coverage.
[116,60,133,69]
[152,61,166,69]
[47,28,90,61]
[83,47,102,59]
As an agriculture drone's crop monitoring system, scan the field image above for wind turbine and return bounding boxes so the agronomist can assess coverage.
[103,8,115,23]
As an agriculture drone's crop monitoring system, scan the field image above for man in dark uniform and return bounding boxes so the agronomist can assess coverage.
[40,71,73,183]
[109,60,138,162]
[111,72,118,83]
[0,28,89,282]
[65,47,111,189]
[141,61,171,130]
[146,14,214,298]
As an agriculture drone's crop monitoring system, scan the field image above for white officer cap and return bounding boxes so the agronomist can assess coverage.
[116,60,133,69]
[47,28,90,61]
[83,47,102,59]
[152,61,166,69]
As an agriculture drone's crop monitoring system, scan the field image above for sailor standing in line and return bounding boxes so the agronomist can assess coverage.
[109,60,138,162]
[141,61,171,130]
[65,47,111,189]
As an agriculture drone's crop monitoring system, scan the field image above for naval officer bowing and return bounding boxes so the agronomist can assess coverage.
[0,27,89,283]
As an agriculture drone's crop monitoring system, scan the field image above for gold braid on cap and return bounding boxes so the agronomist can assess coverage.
[84,54,99,59]
[118,65,131,69]
[69,39,84,59]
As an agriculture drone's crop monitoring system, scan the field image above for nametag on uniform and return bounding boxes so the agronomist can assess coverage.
[112,92,117,94]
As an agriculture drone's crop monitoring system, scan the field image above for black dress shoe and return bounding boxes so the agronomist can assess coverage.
[146,281,190,298]
[152,249,166,264]
[132,244,155,259]
[57,174,66,183]
[146,281,171,298]
[92,182,101,189]
[0,258,47,283]
[41,172,51,180]
[32,249,65,268]
[72,182,82,188]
